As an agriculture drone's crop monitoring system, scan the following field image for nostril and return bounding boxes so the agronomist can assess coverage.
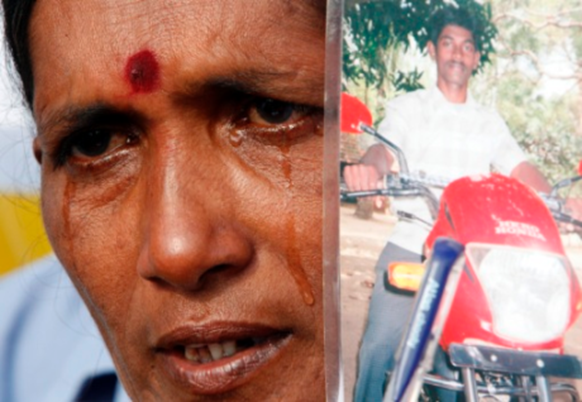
[196,263,243,287]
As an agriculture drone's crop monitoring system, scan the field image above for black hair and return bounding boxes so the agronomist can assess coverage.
[428,6,482,52]
[2,0,37,109]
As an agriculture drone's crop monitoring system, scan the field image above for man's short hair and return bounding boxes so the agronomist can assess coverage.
[428,6,481,52]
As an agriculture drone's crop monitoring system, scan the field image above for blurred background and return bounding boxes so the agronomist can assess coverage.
[0,39,51,276]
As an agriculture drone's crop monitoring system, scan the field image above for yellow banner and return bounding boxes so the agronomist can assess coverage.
[0,194,52,276]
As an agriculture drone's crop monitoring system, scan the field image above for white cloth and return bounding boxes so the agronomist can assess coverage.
[0,256,129,402]
[379,86,527,252]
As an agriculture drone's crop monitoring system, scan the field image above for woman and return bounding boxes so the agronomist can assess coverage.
[2,0,327,400]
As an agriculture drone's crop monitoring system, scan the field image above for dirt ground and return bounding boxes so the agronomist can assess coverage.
[340,203,582,401]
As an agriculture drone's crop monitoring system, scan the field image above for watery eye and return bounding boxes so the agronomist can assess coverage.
[232,96,321,144]
[71,130,113,157]
[251,99,296,125]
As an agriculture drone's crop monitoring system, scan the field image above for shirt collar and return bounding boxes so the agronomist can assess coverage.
[429,85,476,108]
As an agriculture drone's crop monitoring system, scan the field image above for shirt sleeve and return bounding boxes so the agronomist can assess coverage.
[491,117,527,175]
[376,100,410,154]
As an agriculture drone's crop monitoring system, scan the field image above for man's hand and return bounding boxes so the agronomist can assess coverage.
[344,164,381,191]
[510,161,552,194]
[344,143,396,191]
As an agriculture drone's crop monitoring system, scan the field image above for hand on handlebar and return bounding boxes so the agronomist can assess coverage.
[344,164,382,191]
[344,143,396,192]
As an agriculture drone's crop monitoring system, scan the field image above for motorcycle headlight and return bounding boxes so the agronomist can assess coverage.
[466,244,571,344]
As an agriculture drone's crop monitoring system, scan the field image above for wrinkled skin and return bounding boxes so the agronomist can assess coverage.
[29,0,325,400]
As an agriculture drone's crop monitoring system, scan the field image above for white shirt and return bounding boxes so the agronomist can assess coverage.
[380,86,527,252]
[0,256,130,402]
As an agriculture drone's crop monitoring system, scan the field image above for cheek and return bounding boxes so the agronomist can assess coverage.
[229,133,324,301]
[472,54,480,70]
[41,161,143,323]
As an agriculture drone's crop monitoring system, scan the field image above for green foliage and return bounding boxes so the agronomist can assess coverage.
[474,0,582,183]
[494,73,582,182]
[343,0,497,91]
[343,0,582,187]
[390,69,425,93]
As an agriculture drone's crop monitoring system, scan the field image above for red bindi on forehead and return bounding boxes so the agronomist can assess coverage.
[124,50,160,94]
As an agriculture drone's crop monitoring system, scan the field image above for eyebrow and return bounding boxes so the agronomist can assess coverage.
[174,69,324,106]
[37,69,324,137]
[440,34,475,44]
[38,104,140,142]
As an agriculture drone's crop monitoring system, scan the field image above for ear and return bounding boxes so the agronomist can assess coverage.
[471,51,481,72]
[33,137,42,164]
[427,41,436,60]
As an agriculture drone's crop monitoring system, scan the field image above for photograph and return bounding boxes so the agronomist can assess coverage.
[340,0,582,400]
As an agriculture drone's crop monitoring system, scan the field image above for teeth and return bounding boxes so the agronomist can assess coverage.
[199,347,212,363]
[185,346,200,362]
[223,341,236,357]
[183,339,254,363]
[208,343,223,361]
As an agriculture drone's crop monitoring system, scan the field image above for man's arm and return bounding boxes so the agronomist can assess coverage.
[361,143,395,177]
[510,161,552,193]
[344,144,394,191]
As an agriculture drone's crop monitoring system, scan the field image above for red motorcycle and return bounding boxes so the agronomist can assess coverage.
[340,92,582,401]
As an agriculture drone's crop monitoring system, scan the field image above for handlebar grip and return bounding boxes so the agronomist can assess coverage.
[552,211,582,228]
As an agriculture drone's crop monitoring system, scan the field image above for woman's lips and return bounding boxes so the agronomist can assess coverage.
[155,323,292,395]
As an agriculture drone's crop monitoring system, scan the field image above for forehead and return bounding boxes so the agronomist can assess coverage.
[28,0,325,119]
[438,24,475,42]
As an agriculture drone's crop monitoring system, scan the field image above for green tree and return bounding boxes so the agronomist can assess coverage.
[343,0,497,95]
[343,0,582,185]
[473,0,582,182]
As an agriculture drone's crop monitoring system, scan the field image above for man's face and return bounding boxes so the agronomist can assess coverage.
[29,0,325,400]
[428,24,481,89]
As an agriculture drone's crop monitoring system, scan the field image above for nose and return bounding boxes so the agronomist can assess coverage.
[137,139,254,290]
[451,44,463,60]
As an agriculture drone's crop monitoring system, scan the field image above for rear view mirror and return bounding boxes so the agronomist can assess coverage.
[340,92,373,134]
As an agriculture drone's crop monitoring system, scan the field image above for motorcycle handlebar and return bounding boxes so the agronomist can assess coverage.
[340,180,440,220]
[343,123,582,228]
[341,184,582,229]
[539,194,582,229]
[552,211,582,229]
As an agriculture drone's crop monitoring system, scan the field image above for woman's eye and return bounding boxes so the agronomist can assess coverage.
[234,96,322,143]
[247,98,308,127]
[251,99,295,125]
[71,130,115,157]
[56,129,136,167]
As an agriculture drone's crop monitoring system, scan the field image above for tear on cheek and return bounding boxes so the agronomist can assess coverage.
[125,49,160,94]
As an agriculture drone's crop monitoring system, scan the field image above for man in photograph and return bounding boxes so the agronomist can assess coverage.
[345,6,551,401]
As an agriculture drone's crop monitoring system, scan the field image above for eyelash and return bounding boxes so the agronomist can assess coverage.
[237,97,319,131]
[52,127,138,169]
[50,97,320,169]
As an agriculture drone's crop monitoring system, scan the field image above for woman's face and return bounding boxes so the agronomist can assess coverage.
[29,0,325,399]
